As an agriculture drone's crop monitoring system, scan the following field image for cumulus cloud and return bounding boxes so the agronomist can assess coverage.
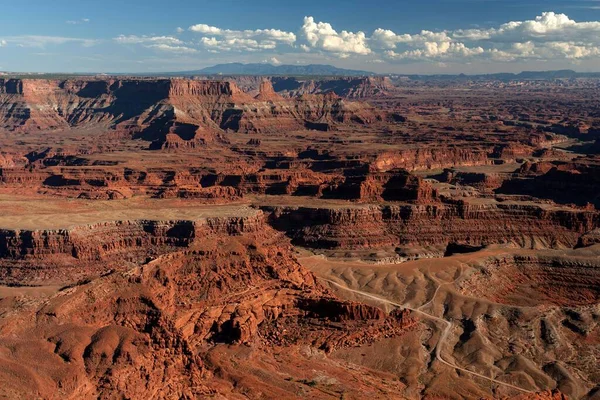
[189,23,296,52]
[111,11,600,64]
[300,16,371,56]
[374,12,600,62]
[475,12,600,42]
[371,29,413,49]
[372,28,485,61]
[0,40,6,47]
[200,37,278,52]
[189,24,224,35]
[263,57,282,65]
[385,42,485,61]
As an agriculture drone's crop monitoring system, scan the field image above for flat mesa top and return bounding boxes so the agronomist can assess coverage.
[0,192,582,231]
[0,193,380,231]
[0,194,258,230]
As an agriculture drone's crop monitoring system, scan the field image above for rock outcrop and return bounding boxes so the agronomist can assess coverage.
[0,78,393,148]
[271,76,396,98]
[268,201,600,254]
[321,168,438,202]
[0,210,264,285]
[0,216,416,399]
[2,72,600,399]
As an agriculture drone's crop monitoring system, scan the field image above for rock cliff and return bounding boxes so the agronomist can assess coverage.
[268,201,600,254]
[0,210,264,285]
[0,78,393,148]
[271,76,396,98]
[0,215,416,399]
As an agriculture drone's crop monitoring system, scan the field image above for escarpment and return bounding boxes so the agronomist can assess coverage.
[372,147,493,172]
[497,157,600,208]
[2,73,600,399]
[271,76,395,98]
[0,209,265,285]
[268,201,600,254]
[0,212,416,399]
[320,168,438,202]
[0,78,393,148]
[459,251,600,307]
[0,161,436,201]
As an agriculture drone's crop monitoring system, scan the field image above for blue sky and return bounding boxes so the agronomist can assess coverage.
[1,0,600,73]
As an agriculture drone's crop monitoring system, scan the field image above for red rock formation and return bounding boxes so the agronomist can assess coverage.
[2,74,600,399]
[459,252,600,307]
[372,147,493,172]
[0,210,265,285]
[269,201,600,253]
[0,219,415,399]
[494,389,568,400]
[321,168,438,203]
[271,76,396,98]
[254,79,283,101]
[498,156,600,209]
[439,169,507,192]
[0,78,392,145]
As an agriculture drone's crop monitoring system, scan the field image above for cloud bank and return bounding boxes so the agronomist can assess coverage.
[4,11,600,68]
[106,12,600,66]
[176,12,600,63]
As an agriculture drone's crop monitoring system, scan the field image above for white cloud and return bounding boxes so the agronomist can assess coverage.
[0,40,6,47]
[300,16,371,56]
[114,35,200,54]
[0,35,97,48]
[200,37,279,52]
[114,35,183,46]
[451,28,493,41]
[545,41,600,59]
[189,23,296,52]
[66,18,90,25]
[263,57,281,65]
[176,27,184,34]
[147,44,197,54]
[371,29,414,49]
[373,28,484,61]
[189,24,223,35]
[385,42,485,60]
[104,11,600,64]
[373,11,600,63]
[452,12,600,44]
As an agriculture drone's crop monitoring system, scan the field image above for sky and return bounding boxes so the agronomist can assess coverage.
[1,0,600,74]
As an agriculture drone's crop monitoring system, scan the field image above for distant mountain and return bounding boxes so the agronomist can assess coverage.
[402,70,600,81]
[178,63,376,77]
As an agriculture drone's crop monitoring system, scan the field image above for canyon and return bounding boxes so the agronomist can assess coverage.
[0,75,598,399]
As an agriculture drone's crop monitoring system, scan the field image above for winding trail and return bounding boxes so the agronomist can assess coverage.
[320,277,534,395]
[417,265,462,312]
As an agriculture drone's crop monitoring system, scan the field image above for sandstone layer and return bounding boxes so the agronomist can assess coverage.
[0,75,599,399]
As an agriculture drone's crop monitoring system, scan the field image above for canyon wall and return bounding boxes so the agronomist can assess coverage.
[0,211,264,284]
[268,202,600,253]
[0,78,393,148]
[271,76,395,98]
[0,215,416,399]
[0,163,435,201]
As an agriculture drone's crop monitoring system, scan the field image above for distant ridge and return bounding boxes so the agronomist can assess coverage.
[178,63,377,77]
[403,69,600,81]
[4,68,600,81]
